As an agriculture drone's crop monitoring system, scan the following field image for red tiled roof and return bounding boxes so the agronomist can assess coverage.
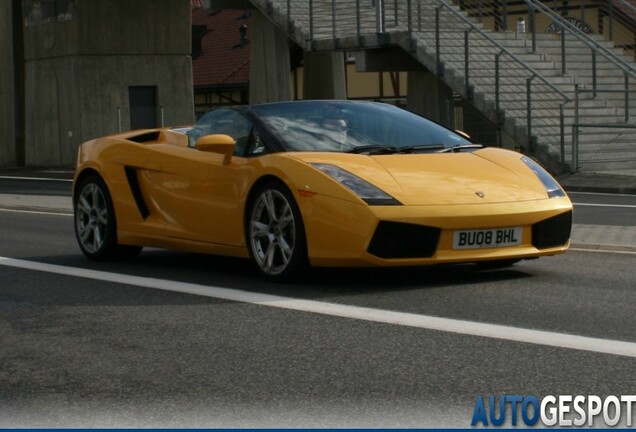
[192,9,251,88]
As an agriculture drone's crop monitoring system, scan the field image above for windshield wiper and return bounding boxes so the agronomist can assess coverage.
[348,144,481,155]
[436,144,483,153]
[347,145,400,155]
[348,144,448,155]
[397,144,446,153]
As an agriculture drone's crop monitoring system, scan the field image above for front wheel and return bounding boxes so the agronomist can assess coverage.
[74,175,142,260]
[246,181,308,281]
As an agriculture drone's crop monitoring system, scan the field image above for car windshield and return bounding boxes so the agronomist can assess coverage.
[250,101,471,153]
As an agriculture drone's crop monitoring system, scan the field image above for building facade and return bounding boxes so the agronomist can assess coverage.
[5,0,195,167]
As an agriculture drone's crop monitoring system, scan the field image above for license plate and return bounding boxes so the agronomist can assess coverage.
[452,227,523,250]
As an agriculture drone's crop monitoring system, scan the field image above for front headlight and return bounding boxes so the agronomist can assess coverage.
[521,156,566,198]
[311,163,401,205]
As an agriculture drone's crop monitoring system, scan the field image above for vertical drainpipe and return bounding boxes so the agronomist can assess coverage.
[12,0,26,166]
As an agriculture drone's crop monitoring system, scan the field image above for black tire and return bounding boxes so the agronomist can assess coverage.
[246,180,308,281]
[74,175,142,261]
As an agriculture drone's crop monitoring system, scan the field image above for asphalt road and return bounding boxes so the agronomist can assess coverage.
[1,175,635,428]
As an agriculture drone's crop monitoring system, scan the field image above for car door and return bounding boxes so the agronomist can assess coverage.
[143,109,255,246]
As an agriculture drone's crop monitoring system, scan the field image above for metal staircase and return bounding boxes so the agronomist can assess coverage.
[248,0,636,174]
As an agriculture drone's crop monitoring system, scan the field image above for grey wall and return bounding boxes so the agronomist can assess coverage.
[0,0,16,166]
[19,0,194,167]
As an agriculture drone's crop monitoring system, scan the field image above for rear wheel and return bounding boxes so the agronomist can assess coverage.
[74,175,142,260]
[246,181,307,281]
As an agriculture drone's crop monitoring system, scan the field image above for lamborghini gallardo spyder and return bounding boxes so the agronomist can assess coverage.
[73,100,572,280]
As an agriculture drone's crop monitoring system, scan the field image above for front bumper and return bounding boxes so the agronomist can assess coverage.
[299,194,572,267]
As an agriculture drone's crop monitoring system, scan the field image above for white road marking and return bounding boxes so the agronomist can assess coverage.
[0,175,73,182]
[1,256,636,359]
[573,202,636,209]
[0,208,72,216]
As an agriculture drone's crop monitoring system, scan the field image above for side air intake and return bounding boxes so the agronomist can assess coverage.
[124,167,150,219]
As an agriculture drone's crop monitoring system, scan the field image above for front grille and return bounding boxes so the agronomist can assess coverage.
[368,221,440,259]
[532,211,572,249]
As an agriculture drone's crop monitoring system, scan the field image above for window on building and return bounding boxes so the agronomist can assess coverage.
[129,86,158,130]
[24,0,74,26]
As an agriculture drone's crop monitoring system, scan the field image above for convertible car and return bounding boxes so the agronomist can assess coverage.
[73,100,572,280]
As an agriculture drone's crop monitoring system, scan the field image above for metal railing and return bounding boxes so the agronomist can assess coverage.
[261,0,573,162]
[429,0,571,155]
[457,0,636,85]
[531,0,636,78]
[254,0,636,172]
[572,85,636,170]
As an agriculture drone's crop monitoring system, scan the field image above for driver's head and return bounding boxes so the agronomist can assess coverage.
[323,117,348,147]
[323,117,347,131]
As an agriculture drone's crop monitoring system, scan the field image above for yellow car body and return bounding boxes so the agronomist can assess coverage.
[73,101,572,280]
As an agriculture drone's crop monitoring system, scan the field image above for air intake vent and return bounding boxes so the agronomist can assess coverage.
[124,167,149,219]
[128,131,160,143]
[532,211,572,249]
[368,221,440,259]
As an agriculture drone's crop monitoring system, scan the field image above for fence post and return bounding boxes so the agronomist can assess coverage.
[376,0,386,33]
[309,0,314,45]
[560,103,565,165]
[592,50,597,97]
[609,0,614,40]
[530,2,536,53]
[527,76,534,153]
[561,24,566,75]
[407,0,413,38]
[465,29,472,98]
[394,0,399,26]
[356,0,361,42]
[332,0,337,41]
[436,6,442,75]
[573,84,579,172]
[625,72,630,122]
[503,0,508,30]
[495,51,502,116]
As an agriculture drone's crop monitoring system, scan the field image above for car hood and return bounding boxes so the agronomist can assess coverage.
[290,148,550,205]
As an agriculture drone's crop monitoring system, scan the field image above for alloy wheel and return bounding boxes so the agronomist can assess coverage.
[249,188,297,276]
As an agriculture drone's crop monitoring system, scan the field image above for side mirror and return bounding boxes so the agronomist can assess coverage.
[195,134,235,164]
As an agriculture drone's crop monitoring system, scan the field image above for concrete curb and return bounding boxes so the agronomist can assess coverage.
[564,185,636,195]
[570,243,636,253]
[557,173,636,196]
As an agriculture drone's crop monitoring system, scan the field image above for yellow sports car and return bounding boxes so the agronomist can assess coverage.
[73,100,572,280]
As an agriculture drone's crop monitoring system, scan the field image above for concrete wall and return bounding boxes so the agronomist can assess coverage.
[407,70,454,127]
[24,55,193,166]
[0,0,16,166]
[249,8,292,103]
[20,0,194,167]
[23,0,190,58]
